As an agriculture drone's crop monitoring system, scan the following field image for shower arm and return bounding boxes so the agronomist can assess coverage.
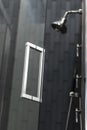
[63,9,82,20]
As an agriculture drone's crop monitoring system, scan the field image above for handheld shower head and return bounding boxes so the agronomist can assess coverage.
[51,9,82,33]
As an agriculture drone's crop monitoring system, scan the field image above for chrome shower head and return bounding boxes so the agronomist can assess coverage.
[51,9,82,33]
[51,17,66,33]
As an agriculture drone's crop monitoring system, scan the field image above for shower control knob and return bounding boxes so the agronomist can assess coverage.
[75,108,82,123]
[76,74,82,88]
[76,44,82,57]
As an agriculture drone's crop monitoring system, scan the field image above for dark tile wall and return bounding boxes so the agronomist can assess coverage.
[38,0,82,130]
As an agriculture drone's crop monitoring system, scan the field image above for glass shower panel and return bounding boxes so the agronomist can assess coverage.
[5,0,47,130]
[16,0,46,47]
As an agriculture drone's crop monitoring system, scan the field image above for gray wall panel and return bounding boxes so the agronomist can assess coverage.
[0,0,47,130]
[39,0,82,130]
[7,0,46,130]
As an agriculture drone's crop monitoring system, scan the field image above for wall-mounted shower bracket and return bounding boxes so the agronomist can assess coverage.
[69,91,79,97]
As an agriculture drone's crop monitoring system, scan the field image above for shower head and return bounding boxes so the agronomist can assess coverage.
[51,9,82,33]
[51,17,67,33]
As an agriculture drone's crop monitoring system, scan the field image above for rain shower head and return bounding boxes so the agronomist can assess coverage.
[51,9,82,33]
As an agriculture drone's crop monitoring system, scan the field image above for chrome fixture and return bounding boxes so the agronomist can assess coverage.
[75,108,82,123]
[76,74,82,88]
[51,9,82,32]
[69,91,79,98]
[76,44,82,57]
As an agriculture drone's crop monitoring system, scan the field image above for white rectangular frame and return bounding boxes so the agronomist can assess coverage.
[21,42,45,102]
